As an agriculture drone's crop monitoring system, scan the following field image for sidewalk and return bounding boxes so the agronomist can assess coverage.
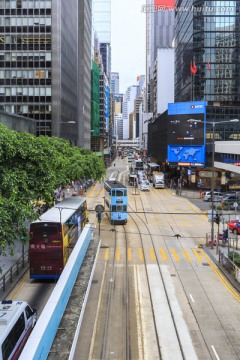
[202,243,240,293]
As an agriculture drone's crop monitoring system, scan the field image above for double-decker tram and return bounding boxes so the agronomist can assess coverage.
[0,300,37,360]
[104,180,128,224]
[29,197,88,279]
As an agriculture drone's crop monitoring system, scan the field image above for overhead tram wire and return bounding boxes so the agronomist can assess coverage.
[87,209,218,216]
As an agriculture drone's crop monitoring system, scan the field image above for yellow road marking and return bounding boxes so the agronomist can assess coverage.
[171,248,180,262]
[199,248,240,302]
[7,270,29,299]
[182,249,192,262]
[116,247,121,261]
[128,248,132,261]
[150,248,156,262]
[192,249,203,262]
[104,248,109,261]
[138,248,144,261]
[160,248,167,262]
[188,202,208,220]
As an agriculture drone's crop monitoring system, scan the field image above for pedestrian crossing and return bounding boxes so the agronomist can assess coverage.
[99,247,205,263]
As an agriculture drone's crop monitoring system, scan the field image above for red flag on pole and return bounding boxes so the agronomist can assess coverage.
[190,62,197,74]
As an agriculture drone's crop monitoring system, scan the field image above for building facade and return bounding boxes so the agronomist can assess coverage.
[175,0,240,106]
[0,0,92,148]
[111,72,119,94]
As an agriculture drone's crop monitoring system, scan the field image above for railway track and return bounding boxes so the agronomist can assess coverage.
[125,184,240,359]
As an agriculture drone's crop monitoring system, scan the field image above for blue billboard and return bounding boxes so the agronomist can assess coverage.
[105,86,109,131]
[167,101,206,166]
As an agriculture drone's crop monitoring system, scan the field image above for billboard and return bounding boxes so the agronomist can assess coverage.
[167,101,206,166]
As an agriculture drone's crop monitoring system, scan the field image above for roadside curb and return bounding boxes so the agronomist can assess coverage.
[202,245,240,293]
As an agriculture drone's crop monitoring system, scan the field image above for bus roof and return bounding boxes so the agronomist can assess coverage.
[32,196,86,225]
[0,301,28,337]
[104,180,127,189]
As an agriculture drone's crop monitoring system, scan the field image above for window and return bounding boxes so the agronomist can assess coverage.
[25,305,34,320]
[2,313,25,360]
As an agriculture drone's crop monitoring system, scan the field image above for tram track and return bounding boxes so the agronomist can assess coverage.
[145,189,240,359]
[127,187,240,359]
[127,202,186,359]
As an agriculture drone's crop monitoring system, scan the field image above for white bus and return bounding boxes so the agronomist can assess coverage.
[0,300,37,360]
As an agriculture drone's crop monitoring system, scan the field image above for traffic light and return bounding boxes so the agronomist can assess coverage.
[214,214,220,225]
[97,212,102,223]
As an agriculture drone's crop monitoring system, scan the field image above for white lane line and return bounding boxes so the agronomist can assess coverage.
[211,345,220,360]
[189,294,195,303]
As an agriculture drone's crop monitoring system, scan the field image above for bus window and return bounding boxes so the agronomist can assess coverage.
[31,224,60,243]
[116,190,123,196]
[123,205,127,212]
[112,190,116,196]
[111,205,116,212]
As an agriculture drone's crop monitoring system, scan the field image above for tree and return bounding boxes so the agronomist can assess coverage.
[0,124,105,254]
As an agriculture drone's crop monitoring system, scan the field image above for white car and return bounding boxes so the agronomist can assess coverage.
[140,180,150,191]
[203,191,223,202]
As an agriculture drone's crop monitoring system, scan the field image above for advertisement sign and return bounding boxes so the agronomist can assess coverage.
[167,101,206,166]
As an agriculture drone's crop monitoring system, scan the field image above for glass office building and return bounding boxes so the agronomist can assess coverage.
[0,0,91,147]
[175,0,240,106]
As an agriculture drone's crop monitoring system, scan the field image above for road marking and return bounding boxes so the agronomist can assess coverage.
[199,249,240,302]
[211,345,220,360]
[116,247,121,261]
[149,248,156,262]
[7,271,29,299]
[160,248,167,262]
[182,249,192,262]
[189,294,195,303]
[171,248,180,262]
[192,249,203,262]
[138,248,144,261]
[104,248,109,261]
[128,248,132,261]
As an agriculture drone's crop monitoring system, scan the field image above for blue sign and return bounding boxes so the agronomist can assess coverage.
[168,101,207,115]
[168,145,205,166]
[105,86,109,131]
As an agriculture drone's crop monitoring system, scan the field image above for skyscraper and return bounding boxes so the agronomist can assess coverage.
[0,0,92,148]
[175,1,240,106]
[146,5,175,113]
[111,72,119,94]
[92,0,111,44]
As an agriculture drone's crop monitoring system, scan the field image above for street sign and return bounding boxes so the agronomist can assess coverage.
[95,204,105,213]
[233,202,238,209]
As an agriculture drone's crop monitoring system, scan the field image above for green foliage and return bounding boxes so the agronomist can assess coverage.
[0,124,106,256]
[228,251,240,267]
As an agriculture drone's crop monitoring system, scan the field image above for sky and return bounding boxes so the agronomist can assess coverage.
[111,0,146,94]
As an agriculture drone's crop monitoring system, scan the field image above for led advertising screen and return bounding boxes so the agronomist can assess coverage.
[168,113,204,145]
[167,101,206,166]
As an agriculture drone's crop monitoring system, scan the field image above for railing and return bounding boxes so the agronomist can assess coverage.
[219,250,240,284]
[0,250,29,292]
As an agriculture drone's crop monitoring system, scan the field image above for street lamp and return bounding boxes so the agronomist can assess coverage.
[188,118,239,250]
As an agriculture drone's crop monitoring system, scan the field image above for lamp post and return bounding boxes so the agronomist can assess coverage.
[188,118,239,249]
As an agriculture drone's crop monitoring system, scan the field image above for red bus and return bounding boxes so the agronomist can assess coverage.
[29,197,88,280]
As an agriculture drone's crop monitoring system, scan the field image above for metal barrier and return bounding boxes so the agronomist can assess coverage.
[219,250,240,284]
[0,250,29,292]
